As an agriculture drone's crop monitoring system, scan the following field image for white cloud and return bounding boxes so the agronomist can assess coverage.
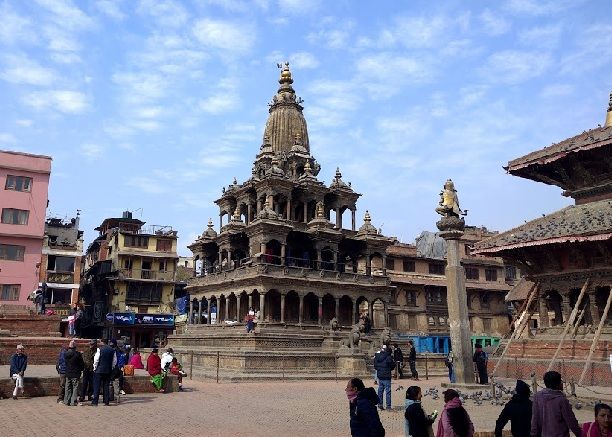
[126,176,168,194]
[0,2,38,45]
[480,9,511,36]
[193,19,255,53]
[112,71,166,103]
[506,0,583,16]
[307,19,353,49]
[16,119,34,127]
[207,0,269,13]
[540,84,573,98]
[1,54,57,86]
[200,93,239,114]
[34,0,96,31]
[0,132,17,144]
[290,52,319,69]
[518,24,562,49]
[80,143,104,159]
[560,23,612,74]
[277,0,320,15]
[23,90,89,113]
[95,0,126,21]
[43,25,81,52]
[482,50,552,84]
[137,0,188,28]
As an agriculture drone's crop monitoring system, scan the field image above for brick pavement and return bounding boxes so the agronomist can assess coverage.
[0,376,599,437]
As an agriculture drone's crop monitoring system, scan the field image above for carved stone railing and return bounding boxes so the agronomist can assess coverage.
[189,262,390,287]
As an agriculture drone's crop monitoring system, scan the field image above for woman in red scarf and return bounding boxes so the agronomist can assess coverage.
[582,403,612,437]
[436,389,474,437]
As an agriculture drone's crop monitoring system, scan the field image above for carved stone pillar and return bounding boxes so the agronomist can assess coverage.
[224,297,229,321]
[538,290,550,328]
[281,293,286,323]
[316,249,321,270]
[260,293,265,321]
[561,294,571,324]
[303,201,308,223]
[335,297,340,321]
[368,300,373,322]
[248,294,253,311]
[352,299,358,324]
[219,214,222,231]
[351,209,356,231]
[188,299,194,324]
[318,296,323,325]
[281,244,286,266]
[198,299,203,325]
[260,242,266,258]
[236,294,241,323]
[588,291,600,325]
[286,199,291,221]
[299,295,304,324]
[382,255,387,275]
[365,252,372,276]
[247,204,252,224]
[207,299,212,325]
[336,207,341,228]
[333,251,338,271]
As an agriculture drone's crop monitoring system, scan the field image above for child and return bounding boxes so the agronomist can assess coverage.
[168,357,187,391]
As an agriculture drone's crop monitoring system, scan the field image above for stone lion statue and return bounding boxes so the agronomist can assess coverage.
[329,317,339,332]
[340,324,361,349]
[380,327,391,347]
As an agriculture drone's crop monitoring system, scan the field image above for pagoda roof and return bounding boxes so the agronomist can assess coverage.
[473,198,612,254]
[506,125,612,174]
[505,278,534,302]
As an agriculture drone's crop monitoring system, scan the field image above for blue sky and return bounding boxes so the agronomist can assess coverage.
[1,0,611,255]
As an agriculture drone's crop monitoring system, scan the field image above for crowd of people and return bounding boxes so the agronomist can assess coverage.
[9,342,187,406]
[348,369,611,437]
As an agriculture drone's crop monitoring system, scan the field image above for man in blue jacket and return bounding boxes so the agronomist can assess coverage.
[92,338,117,406]
[374,345,396,410]
[10,344,28,400]
[56,345,67,403]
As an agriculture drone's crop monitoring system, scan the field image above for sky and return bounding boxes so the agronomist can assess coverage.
[1,0,611,256]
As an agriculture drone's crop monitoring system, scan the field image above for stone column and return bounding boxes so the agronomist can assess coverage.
[382,255,387,275]
[588,290,600,325]
[538,290,550,328]
[260,242,266,261]
[316,248,321,270]
[218,251,222,265]
[437,215,475,384]
[247,204,252,224]
[303,201,308,223]
[198,299,203,324]
[188,299,194,324]
[224,297,229,321]
[299,295,304,324]
[333,251,338,271]
[335,297,340,320]
[368,300,373,323]
[207,299,212,325]
[318,296,323,325]
[352,300,358,324]
[351,209,356,231]
[236,294,241,323]
[336,207,341,228]
[219,214,223,231]
[248,293,253,311]
[260,293,265,322]
[287,199,291,220]
[365,252,372,276]
[281,293,286,323]
[561,294,572,324]
[280,244,286,266]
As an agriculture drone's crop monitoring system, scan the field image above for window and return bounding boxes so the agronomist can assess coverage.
[1,208,29,225]
[505,265,517,281]
[406,291,417,307]
[386,258,395,271]
[429,263,445,275]
[403,259,415,272]
[156,238,172,252]
[465,266,479,280]
[124,235,149,248]
[0,244,25,261]
[0,284,20,301]
[481,294,490,309]
[159,259,168,271]
[47,255,75,272]
[485,268,498,281]
[5,175,32,192]
[428,316,435,326]
[483,318,492,332]
[464,244,472,256]
[439,316,446,325]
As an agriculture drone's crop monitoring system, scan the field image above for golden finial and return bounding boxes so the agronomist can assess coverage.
[364,210,371,223]
[207,218,213,228]
[277,61,293,84]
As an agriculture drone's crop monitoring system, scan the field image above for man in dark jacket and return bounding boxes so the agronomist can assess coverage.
[92,338,116,406]
[473,344,488,384]
[374,345,396,410]
[494,379,532,437]
[10,344,28,400]
[64,340,84,406]
[79,339,96,403]
[347,377,385,437]
[405,386,435,437]
[56,345,67,403]
[408,340,419,380]
[531,371,581,437]
[392,344,404,379]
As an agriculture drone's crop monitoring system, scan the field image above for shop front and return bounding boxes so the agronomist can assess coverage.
[106,312,175,348]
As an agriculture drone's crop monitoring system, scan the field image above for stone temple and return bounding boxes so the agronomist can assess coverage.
[168,64,396,380]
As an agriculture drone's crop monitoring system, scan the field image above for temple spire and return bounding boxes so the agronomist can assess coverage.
[605,91,612,128]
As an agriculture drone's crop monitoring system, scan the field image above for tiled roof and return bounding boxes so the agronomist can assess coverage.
[473,199,612,254]
[505,278,535,302]
[506,126,612,172]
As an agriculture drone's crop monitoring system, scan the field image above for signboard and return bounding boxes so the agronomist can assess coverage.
[135,313,174,326]
[113,312,136,325]
[210,312,217,325]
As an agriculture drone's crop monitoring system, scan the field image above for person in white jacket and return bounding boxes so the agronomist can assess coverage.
[160,347,174,371]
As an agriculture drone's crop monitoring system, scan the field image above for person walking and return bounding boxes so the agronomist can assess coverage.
[531,371,581,437]
[436,388,474,437]
[79,339,96,403]
[74,304,83,338]
[374,345,396,410]
[445,350,456,383]
[64,340,84,406]
[56,344,67,404]
[245,309,255,333]
[393,344,404,379]
[494,380,532,437]
[9,344,27,400]
[92,338,116,406]
[405,385,436,437]
[472,344,488,384]
[582,403,611,437]
[408,340,419,381]
[346,377,385,437]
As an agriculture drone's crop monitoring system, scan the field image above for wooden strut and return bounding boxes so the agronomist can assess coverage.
[570,309,585,338]
[578,287,612,386]
[491,283,538,377]
[546,279,590,372]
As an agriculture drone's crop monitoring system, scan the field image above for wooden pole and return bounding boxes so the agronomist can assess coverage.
[216,351,220,384]
[189,351,193,380]
[546,279,589,372]
[578,288,612,386]
[491,284,538,376]
[425,354,429,380]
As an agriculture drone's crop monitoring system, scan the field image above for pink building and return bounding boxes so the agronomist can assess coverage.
[0,150,52,305]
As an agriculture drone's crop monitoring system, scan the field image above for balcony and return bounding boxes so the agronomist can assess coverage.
[46,271,75,284]
[118,223,176,236]
[118,268,175,282]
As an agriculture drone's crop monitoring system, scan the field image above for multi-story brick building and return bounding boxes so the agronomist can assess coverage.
[384,227,518,349]
[80,212,179,346]
[0,150,52,305]
[39,214,84,310]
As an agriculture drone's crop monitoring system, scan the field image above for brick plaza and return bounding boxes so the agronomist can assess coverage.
[1,376,603,437]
